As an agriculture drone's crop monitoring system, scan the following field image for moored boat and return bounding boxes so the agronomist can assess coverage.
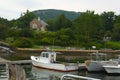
[85,51,108,71]
[103,65,120,74]
[103,55,120,74]
[30,50,78,72]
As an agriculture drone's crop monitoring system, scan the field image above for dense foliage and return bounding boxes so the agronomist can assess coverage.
[0,9,120,49]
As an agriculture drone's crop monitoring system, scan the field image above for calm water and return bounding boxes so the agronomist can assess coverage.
[0,64,120,80]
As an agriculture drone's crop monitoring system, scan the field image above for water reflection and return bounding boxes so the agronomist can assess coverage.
[31,66,78,80]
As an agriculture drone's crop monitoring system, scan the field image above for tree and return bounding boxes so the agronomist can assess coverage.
[0,24,8,39]
[33,31,57,45]
[0,17,12,40]
[73,11,103,41]
[56,28,74,46]
[12,37,33,48]
[7,29,20,38]
[111,15,120,41]
[101,12,115,31]
[0,17,12,27]
[54,14,72,30]
[14,10,37,29]
[18,29,34,38]
[112,23,120,41]
[46,19,55,31]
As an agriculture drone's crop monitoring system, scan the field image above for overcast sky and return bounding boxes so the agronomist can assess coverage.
[0,0,120,20]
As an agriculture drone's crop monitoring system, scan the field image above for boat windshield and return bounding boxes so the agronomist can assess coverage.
[41,52,49,58]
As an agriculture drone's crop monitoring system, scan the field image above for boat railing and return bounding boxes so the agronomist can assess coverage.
[103,60,118,66]
[61,74,101,80]
[89,52,107,61]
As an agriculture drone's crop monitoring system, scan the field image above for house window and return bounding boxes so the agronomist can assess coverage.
[32,23,37,29]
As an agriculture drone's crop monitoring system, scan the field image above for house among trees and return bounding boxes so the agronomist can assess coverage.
[30,17,48,31]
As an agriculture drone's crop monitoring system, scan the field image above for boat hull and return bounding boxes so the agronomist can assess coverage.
[32,66,78,79]
[31,57,78,72]
[85,61,108,71]
[104,66,120,74]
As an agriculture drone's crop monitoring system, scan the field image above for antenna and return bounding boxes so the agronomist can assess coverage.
[52,38,55,51]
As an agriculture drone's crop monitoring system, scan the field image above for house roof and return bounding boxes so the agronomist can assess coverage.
[40,20,48,26]
[31,17,48,26]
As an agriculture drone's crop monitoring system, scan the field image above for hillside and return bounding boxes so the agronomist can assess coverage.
[33,9,80,21]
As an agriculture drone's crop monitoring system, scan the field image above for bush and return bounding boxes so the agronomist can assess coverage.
[84,41,103,49]
[12,37,33,48]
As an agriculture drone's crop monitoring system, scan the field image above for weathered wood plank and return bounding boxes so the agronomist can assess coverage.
[8,64,26,80]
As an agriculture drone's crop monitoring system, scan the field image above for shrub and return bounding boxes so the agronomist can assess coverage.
[12,37,33,48]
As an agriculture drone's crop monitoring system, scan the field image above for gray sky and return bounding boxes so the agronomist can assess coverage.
[0,0,120,20]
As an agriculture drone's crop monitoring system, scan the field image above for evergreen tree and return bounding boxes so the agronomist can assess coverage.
[54,14,72,30]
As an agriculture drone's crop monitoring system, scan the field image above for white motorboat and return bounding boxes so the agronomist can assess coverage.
[85,51,108,71]
[103,55,120,74]
[103,64,120,74]
[30,50,78,72]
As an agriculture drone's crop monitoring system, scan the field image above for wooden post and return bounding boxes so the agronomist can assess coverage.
[8,64,26,80]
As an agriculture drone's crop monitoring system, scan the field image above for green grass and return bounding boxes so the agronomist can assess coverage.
[106,41,120,50]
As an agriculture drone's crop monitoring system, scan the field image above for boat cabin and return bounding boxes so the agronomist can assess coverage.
[89,51,107,61]
[40,51,56,63]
